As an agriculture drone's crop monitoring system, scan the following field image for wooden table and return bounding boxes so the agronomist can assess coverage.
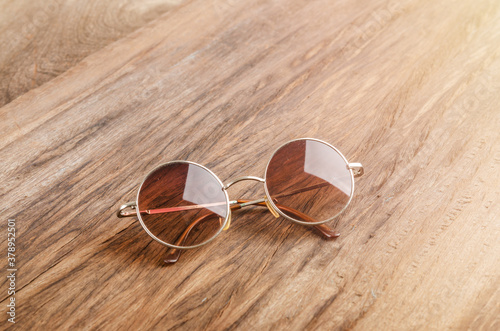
[1,0,499,329]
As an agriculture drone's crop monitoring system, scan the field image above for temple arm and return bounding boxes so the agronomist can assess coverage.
[117,182,335,218]
[117,165,363,218]
[164,199,340,264]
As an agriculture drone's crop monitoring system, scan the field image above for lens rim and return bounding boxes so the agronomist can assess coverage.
[263,138,355,225]
[135,160,230,250]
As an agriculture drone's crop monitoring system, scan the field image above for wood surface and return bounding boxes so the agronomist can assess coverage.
[1,0,499,330]
[0,0,184,107]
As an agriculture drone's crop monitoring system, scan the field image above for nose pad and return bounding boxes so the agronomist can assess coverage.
[222,212,232,231]
[264,198,280,218]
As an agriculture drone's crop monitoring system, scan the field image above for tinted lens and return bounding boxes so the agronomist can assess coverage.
[137,162,228,248]
[265,139,353,224]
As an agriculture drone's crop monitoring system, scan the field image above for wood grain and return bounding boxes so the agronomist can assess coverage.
[1,0,499,329]
[0,0,185,107]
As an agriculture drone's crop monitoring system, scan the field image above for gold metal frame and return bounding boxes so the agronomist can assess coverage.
[116,138,364,250]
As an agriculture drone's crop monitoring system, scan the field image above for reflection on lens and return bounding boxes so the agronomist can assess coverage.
[265,139,352,224]
[138,162,228,248]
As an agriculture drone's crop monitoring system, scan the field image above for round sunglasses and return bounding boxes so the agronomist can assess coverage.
[117,138,364,264]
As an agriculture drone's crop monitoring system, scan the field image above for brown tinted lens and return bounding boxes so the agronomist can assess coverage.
[265,139,352,223]
[138,162,228,247]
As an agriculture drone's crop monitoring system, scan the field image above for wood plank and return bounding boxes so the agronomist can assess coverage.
[0,0,186,107]
[1,0,499,329]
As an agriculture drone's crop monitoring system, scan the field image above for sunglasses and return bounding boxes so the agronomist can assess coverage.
[117,138,364,264]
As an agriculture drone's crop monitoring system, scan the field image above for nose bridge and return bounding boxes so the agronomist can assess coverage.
[223,176,265,190]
